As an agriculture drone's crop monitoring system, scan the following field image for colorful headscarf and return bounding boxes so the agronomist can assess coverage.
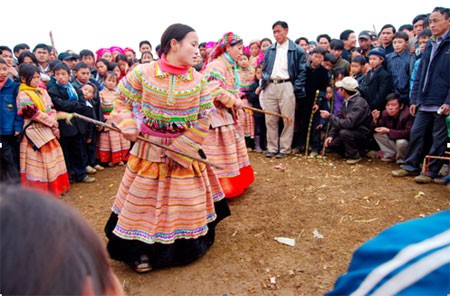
[124,47,136,55]
[109,46,125,56]
[208,32,242,61]
[95,48,111,61]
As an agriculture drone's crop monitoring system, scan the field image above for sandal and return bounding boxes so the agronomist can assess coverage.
[132,254,152,273]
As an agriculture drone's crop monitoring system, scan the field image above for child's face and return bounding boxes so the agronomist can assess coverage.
[141,53,153,64]
[255,67,262,80]
[418,36,430,53]
[0,51,13,67]
[249,44,260,57]
[104,75,117,90]
[393,38,407,54]
[113,66,121,79]
[325,87,333,100]
[55,69,70,85]
[96,61,108,76]
[369,55,383,69]
[310,53,324,67]
[350,62,362,76]
[322,61,333,72]
[118,60,129,73]
[75,67,90,84]
[330,48,342,59]
[81,85,95,99]
[82,55,95,68]
[0,63,8,82]
[260,41,271,54]
[238,55,249,68]
[139,44,151,53]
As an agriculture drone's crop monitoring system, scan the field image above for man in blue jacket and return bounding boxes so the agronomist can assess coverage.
[260,20,307,158]
[0,58,22,183]
[392,7,450,184]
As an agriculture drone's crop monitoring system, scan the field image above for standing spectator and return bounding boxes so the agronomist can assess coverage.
[317,34,331,51]
[363,47,394,111]
[330,39,350,73]
[260,20,307,158]
[138,40,152,55]
[340,29,356,62]
[357,30,374,58]
[410,29,432,94]
[412,14,428,38]
[372,93,413,163]
[392,7,450,184]
[320,77,372,164]
[0,46,18,80]
[13,43,30,60]
[379,24,396,54]
[0,58,22,183]
[32,43,50,75]
[386,32,411,104]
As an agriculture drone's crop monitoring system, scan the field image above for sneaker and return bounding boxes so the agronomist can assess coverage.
[265,152,276,158]
[291,147,301,154]
[309,151,319,158]
[392,168,417,177]
[275,153,288,159]
[346,157,362,165]
[381,157,395,163]
[81,175,96,183]
[432,177,446,185]
[85,165,97,174]
[94,164,105,171]
[117,161,125,166]
[414,174,433,184]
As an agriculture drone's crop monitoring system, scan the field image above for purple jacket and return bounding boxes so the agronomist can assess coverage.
[374,107,413,140]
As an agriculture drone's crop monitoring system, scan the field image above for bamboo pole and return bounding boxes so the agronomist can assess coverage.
[305,90,320,156]
[71,113,223,170]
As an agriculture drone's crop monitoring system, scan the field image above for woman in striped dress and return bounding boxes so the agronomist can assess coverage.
[104,23,230,273]
[202,32,255,198]
[16,64,70,197]
[98,71,130,166]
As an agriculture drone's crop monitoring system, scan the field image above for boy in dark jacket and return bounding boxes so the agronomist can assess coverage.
[372,93,413,164]
[247,64,266,152]
[362,47,394,111]
[0,58,22,182]
[47,63,95,183]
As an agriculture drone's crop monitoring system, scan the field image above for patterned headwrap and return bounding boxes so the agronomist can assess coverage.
[95,48,111,61]
[208,32,242,61]
[109,46,125,55]
[124,47,136,55]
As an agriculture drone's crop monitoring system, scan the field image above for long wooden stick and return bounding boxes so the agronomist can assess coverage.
[243,106,292,124]
[71,113,223,169]
[321,75,335,156]
[49,31,58,56]
[305,90,320,156]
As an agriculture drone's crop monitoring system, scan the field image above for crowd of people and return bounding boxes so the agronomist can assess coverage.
[0,5,449,295]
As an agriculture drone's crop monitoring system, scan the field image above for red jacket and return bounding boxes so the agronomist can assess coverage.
[374,107,413,140]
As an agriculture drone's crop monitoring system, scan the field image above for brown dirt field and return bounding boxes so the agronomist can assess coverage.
[62,153,449,295]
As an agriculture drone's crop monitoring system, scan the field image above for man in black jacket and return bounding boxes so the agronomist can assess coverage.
[320,77,372,164]
[260,20,307,158]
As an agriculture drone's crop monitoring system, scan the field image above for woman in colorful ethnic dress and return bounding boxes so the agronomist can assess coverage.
[104,23,230,273]
[16,64,70,197]
[202,32,255,198]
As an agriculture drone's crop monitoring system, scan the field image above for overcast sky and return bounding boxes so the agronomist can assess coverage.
[2,0,445,55]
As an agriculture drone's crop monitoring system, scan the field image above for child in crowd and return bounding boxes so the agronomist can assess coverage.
[48,63,96,183]
[79,49,97,79]
[237,52,256,150]
[362,47,393,111]
[81,82,104,173]
[247,64,266,152]
[16,64,70,196]
[331,68,347,116]
[115,54,129,80]
[140,51,153,63]
[248,40,263,68]
[260,38,272,54]
[0,46,19,80]
[95,48,112,62]
[124,47,136,61]
[108,62,121,79]
[128,57,140,71]
[350,55,367,96]
[386,32,410,104]
[98,71,129,167]
[94,58,109,86]
[0,57,22,182]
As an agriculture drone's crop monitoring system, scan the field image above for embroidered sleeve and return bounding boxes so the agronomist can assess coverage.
[165,78,213,168]
[113,66,143,132]
[205,63,237,108]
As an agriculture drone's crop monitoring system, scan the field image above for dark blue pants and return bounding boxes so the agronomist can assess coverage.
[60,134,86,181]
[401,111,447,178]
[329,129,369,158]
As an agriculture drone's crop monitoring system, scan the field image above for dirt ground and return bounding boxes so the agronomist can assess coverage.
[62,152,449,295]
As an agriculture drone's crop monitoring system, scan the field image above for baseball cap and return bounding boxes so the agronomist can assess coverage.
[358,30,372,40]
[336,77,359,92]
[58,52,75,61]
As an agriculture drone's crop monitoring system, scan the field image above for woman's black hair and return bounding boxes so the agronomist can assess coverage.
[18,51,39,66]
[160,23,195,55]
[139,40,152,49]
[0,185,115,295]
[115,54,128,63]
[18,64,40,85]
[128,57,139,67]
[260,38,272,45]
[96,58,109,67]
[107,62,119,71]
